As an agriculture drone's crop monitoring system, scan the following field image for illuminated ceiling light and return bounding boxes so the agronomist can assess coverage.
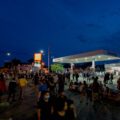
[98,56,101,58]
[108,57,111,60]
[75,59,78,61]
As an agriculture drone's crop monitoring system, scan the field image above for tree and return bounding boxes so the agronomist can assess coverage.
[63,63,70,68]
[11,59,21,66]
[28,59,34,64]
[51,63,64,72]
[4,62,12,68]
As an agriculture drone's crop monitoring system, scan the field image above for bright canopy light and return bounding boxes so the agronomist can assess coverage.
[108,57,111,60]
[98,56,101,58]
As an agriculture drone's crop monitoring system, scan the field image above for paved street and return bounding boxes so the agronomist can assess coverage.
[65,91,120,120]
[0,79,120,120]
[0,80,37,120]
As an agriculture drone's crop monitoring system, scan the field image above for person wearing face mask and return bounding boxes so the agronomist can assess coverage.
[37,91,52,120]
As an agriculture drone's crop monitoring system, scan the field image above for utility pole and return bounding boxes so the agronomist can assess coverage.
[48,45,50,73]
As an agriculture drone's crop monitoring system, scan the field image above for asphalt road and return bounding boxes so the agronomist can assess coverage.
[0,79,120,120]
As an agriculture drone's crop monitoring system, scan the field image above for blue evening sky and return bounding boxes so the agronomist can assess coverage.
[0,0,120,66]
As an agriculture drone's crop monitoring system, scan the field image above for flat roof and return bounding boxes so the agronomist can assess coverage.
[53,49,120,63]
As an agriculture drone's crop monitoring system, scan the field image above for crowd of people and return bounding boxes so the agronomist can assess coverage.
[69,71,120,108]
[34,73,77,120]
[0,70,120,120]
[69,78,104,106]
[0,72,77,120]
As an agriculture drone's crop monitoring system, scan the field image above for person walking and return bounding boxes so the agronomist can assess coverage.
[66,99,77,120]
[110,73,113,84]
[0,73,6,103]
[53,98,68,120]
[37,91,52,120]
[19,75,28,100]
[58,74,65,93]
[75,72,79,83]
[117,78,120,90]
[92,78,100,110]
[38,80,47,101]
[7,78,17,102]
[80,81,88,104]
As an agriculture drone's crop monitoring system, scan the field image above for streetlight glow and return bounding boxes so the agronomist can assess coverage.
[40,50,44,54]
[7,53,11,56]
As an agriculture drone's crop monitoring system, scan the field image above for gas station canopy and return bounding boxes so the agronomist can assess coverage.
[53,49,120,64]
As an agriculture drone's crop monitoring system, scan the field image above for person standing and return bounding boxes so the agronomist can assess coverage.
[66,99,77,120]
[34,73,39,91]
[117,78,120,90]
[0,73,6,103]
[38,80,47,101]
[73,72,75,80]
[7,78,17,102]
[37,91,52,120]
[92,78,100,110]
[53,98,68,120]
[110,73,113,84]
[75,72,79,83]
[19,75,28,100]
[58,74,65,93]
[80,81,88,104]
[49,76,56,96]
[66,72,70,83]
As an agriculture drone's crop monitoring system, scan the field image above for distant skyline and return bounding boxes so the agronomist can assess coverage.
[1,0,120,66]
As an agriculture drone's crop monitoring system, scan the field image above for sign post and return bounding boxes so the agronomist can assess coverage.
[34,53,42,74]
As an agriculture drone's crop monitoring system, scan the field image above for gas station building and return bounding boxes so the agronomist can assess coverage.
[53,49,120,72]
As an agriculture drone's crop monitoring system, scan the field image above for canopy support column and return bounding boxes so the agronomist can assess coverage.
[71,63,74,80]
[92,59,95,70]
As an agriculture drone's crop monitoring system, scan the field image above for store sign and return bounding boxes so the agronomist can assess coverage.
[53,58,63,62]
[34,63,41,68]
[34,53,42,62]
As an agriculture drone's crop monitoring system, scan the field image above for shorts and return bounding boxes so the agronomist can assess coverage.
[92,93,99,101]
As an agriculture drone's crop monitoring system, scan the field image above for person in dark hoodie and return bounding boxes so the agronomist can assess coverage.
[7,77,17,102]
[37,91,52,120]
[66,99,77,120]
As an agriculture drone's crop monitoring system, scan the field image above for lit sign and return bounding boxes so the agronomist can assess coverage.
[34,63,41,68]
[53,58,63,62]
[34,53,42,62]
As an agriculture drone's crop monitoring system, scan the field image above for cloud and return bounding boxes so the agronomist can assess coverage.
[86,24,102,29]
[101,30,120,51]
[101,15,105,19]
[76,35,88,43]
[109,8,120,16]
[109,11,120,16]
